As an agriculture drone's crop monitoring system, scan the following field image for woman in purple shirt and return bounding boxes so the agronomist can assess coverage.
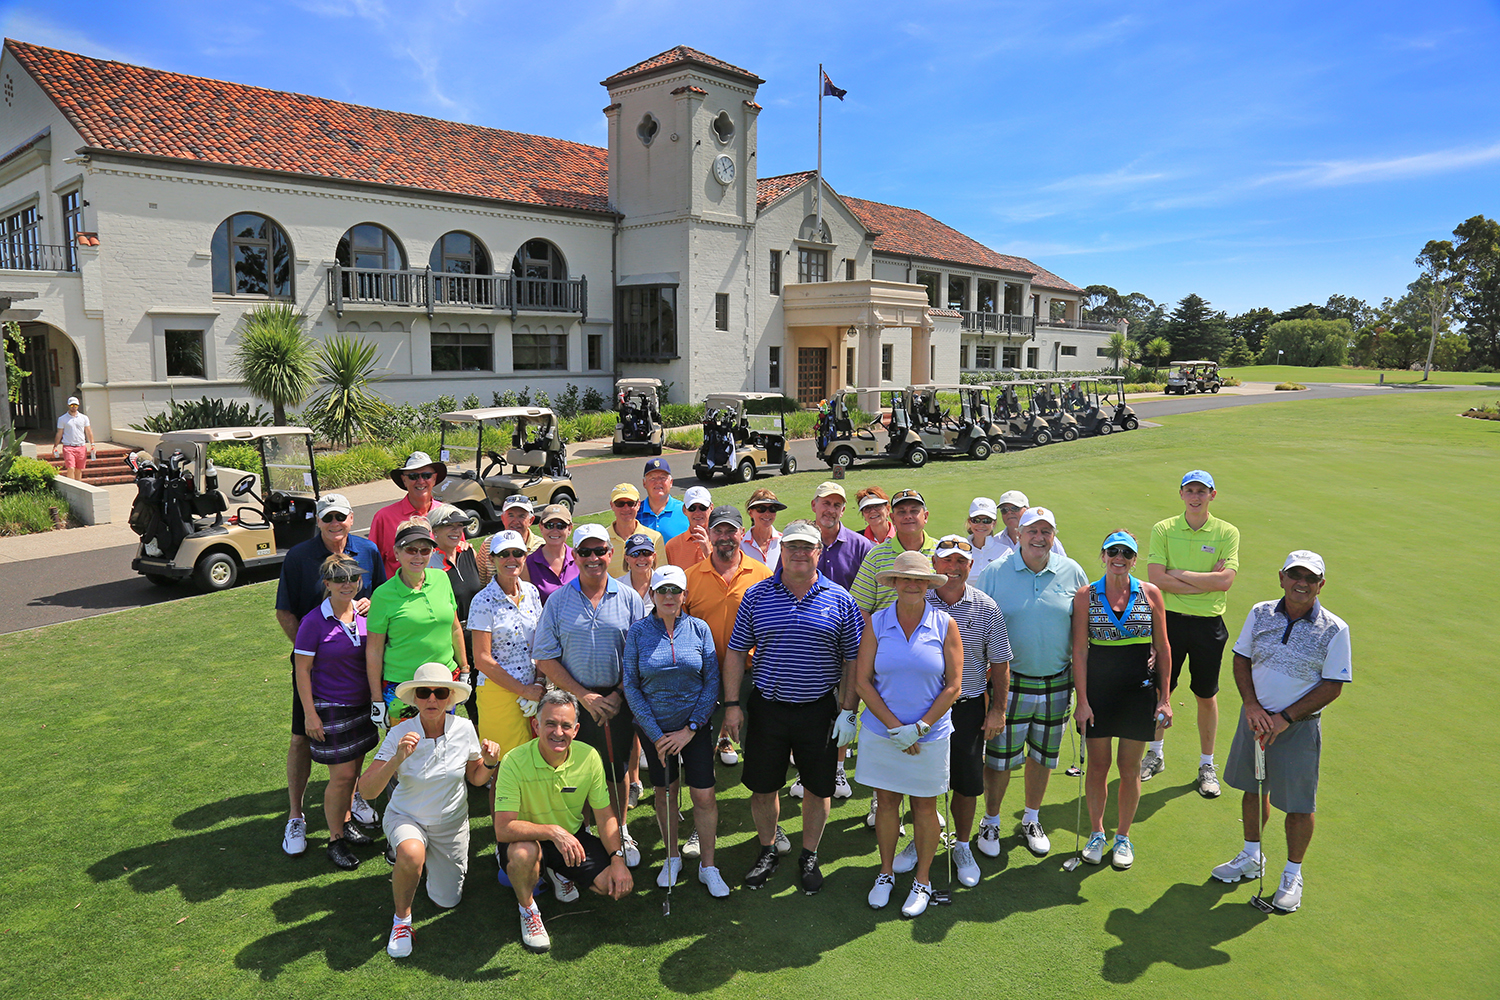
[523,504,578,604]
[295,553,382,870]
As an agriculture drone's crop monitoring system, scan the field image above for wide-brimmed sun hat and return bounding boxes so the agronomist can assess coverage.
[875,550,948,587]
[394,661,471,706]
[390,451,447,489]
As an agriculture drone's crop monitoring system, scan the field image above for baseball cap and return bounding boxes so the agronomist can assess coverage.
[649,566,688,592]
[489,530,528,555]
[1282,550,1325,576]
[572,524,610,548]
[1018,506,1057,530]
[968,497,998,519]
[813,481,847,500]
[316,493,353,517]
[780,520,821,546]
[610,482,641,503]
[890,488,925,508]
[502,494,534,513]
[426,503,469,528]
[708,505,742,529]
[934,534,974,561]
[624,532,656,556]
[643,457,672,476]
[537,503,572,524]
[997,490,1029,509]
[684,486,712,509]
[1181,470,1215,489]
[67,396,80,406]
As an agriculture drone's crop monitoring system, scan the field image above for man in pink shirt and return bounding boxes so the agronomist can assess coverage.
[369,452,447,578]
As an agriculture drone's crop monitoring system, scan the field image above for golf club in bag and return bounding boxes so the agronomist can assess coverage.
[1061,723,1087,872]
[931,788,954,905]
[1249,737,1274,912]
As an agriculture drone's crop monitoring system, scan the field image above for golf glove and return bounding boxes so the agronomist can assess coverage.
[832,709,859,747]
[370,700,389,728]
[886,723,921,750]
[517,697,539,718]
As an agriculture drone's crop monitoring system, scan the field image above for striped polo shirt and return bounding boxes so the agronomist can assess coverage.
[849,531,938,613]
[926,585,1012,697]
[728,569,863,704]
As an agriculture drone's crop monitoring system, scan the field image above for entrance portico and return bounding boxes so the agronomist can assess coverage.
[780,278,934,409]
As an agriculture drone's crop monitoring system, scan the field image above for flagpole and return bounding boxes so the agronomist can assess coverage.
[816,62,823,242]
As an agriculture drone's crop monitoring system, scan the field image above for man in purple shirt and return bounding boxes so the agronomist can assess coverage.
[809,481,873,591]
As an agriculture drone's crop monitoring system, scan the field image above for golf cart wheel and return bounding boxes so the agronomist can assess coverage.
[780,456,798,476]
[1210,384,1220,393]
[195,551,240,592]
[694,465,710,482]
[734,459,756,484]
[906,446,928,469]
[831,448,856,470]
[457,503,487,540]
[990,437,1008,454]
[548,491,576,512]
[651,443,663,456]
[1097,420,1113,435]
[969,440,991,461]
[612,443,623,455]
[144,573,177,588]
[1061,426,1080,443]
[1033,428,1052,446]
[1123,416,1139,431]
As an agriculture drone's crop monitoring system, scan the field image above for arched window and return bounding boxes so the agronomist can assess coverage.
[430,231,493,306]
[511,239,568,310]
[211,213,293,297]
[336,223,408,303]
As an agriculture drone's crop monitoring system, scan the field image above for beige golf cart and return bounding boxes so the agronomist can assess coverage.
[1166,360,1222,395]
[432,407,577,538]
[612,378,664,455]
[128,426,318,591]
[693,392,797,483]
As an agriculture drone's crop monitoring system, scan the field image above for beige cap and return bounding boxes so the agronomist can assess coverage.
[813,481,846,500]
[610,482,641,503]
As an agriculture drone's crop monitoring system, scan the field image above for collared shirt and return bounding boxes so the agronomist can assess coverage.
[861,604,953,742]
[848,531,938,614]
[665,528,711,569]
[275,532,385,620]
[374,713,480,825]
[495,738,610,833]
[989,530,1067,562]
[966,535,1008,577]
[606,520,666,577]
[817,524,874,591]
[974,549,1088,678]
[927,584,1012,697]
[368,568,459,682]
[1148,512,1241,618]
[293,599,369,705]
[523,545,578,605]
[638,494,689,542]
[862,522,896,545]
[531,575,647,689]
[622,613,721,743]
[740,527,782,572]
[682,554,773,664]
[467,579,544,686]
[1232,598,1352,714]
[370,495,435,579]
[728,569,862,703]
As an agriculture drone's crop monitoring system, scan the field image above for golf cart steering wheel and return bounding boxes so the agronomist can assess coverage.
[232,474,260,500]
[482,450,504,478]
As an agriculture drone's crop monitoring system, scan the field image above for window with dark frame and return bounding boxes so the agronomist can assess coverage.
[769,250,781,294]
[333,222,404,302]
[513,332,568,371]
[975,345,995,369]
[715,293,729,331]
[977,280,996,313]
[431,332,493,372]
[846,346,855,386]
[1027,347,1039,368]
[845,258,856,281]
[616,285,678,361]
[512,239,568,309]
[1060,345,1078,357]
[768,346,780,388]
[960,345,969,368]
[797,247,828,283]
[881,344,893,381]
[588,334,603,371]
[915,271,938,307]
[212,213,294,297]
[948,276,968,311]
[1,205,40,270]
[165,329,206,378]
[430,231,493,306]
[61,190,83,271]
[1003,345,1021,368]
[1097,346,1108,357]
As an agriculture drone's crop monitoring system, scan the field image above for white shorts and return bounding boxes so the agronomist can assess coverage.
[384,808,471,908]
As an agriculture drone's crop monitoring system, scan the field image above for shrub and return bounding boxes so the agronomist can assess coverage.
[1221,375,1242,387]
[205,442,261,475]
[743,395,799,414]
[461,393,482,410]
[581,387,606,412]
[1,455,56,494]
[316,444,398,491]
[1275,382,1308,391]
[0,489,69,535]
[554,383,582,419]
[664,427,704,450]
[492,390,518,408]
[130,396,273,432]
[661,404,704,427]
[562,412,618,442]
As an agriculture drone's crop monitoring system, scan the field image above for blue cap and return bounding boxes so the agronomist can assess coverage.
[1181,470,1215,489]
[644,457,672,476]
[624,532,656,555]
[1101,531,1138,554]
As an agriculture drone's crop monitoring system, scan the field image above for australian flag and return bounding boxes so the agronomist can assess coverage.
[821,70,847,101]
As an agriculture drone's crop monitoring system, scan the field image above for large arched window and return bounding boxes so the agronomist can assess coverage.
[211,213,293,297]
[430,231,493,306]
[512,239,567,309]
[336,223,408,303]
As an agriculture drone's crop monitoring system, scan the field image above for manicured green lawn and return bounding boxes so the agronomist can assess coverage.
[1223,364,1500,386]
[4,390,1496,999]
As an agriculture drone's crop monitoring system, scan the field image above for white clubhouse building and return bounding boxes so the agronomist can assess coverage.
[0,40,1114,436]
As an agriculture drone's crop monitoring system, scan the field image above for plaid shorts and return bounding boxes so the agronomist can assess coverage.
[985,668,1072,771]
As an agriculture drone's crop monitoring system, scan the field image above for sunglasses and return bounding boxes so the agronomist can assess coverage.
[496,549,527,559]
[654,585,683,595]
[414,687,450,701]
[542,519,570,530]
[999,505,1023,515]
[324,573,362,585]
[938,539,973,552]
[576,546,610,558]
[320,512,349,523]
[1285,569,1322,583]
[612,499,639,508]
[749,505,778,514]
[404,471,435,481]
[1104,546,1136,558]
[686,505,710,513]
[402,546,434,556]
[968,516,994,525]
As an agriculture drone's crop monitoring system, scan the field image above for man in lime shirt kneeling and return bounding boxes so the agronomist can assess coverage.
[495,690,634,952]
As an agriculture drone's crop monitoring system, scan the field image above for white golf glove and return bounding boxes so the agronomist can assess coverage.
[517,697,539,718]
[832,709,859,747]
[886,723,921,750]
[370,700,389,728]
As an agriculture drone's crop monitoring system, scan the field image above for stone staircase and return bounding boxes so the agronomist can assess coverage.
[39,444,138,486]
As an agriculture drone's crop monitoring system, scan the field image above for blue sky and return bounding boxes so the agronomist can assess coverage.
[6,0,1499,315]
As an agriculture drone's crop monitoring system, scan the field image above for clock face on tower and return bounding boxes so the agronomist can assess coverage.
[712,154,735,185]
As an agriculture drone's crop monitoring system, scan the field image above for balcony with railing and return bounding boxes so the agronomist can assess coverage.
[961,311,1035,338]
[0,244,77,272]
[326,266,587,321]
[1038,315,1119,332]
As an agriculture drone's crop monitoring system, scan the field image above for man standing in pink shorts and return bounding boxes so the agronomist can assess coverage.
[53,396,96,480]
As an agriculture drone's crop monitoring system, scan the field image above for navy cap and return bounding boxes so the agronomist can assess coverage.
[644,457,672,476]
[624,532,656,555]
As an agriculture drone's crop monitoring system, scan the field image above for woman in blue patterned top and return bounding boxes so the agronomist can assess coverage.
[622,566,727,898]
[1070,530,1172,870]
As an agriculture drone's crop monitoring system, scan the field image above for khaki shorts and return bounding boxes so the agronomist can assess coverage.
[384,808,471,908]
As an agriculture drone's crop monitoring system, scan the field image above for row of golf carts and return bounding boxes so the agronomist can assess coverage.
[814,376,1140,470]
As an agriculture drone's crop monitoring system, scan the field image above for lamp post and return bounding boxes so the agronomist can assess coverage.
[1277,349,1285,366]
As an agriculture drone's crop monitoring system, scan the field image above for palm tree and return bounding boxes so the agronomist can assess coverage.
[1145,336,1172,377]
[231,304,317,425]
[305,335,392,445]
[1104,331,1138,372]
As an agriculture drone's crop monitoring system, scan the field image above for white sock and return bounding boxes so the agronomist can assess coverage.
[835,763,847,775]
[394,914,412,926]
[519,902,539,915]
[1022,807,1040,826]
[1285,861,1302,877]
[981,813,1001,828]
[1200,753,1215,767]
[1149,740,1164,756]
[1243,840,1262,860]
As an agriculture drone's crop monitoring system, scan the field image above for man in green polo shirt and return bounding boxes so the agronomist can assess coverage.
[495,690,633,952]
[1144,470,1240,798]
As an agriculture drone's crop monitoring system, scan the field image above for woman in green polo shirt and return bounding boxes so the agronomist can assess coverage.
[367,520,469,726]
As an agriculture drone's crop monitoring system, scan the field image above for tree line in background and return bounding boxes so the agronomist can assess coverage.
[1082,215,1500,372]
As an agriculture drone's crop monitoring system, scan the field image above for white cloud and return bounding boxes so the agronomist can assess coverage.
[1251,142,1500,188]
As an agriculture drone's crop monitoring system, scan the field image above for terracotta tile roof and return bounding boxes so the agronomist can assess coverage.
[756,171,818,211]
[842,195,1082,293]
[602,46,763,88]
[671,85,708,96]
[6,39,612,214]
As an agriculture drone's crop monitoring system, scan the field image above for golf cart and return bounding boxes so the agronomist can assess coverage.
[986,381,1056,448]
[433,407,577,538]
[693,392,797,483]
[128,426,319,591]
[815,387,928,469]
[612,378,663,455]
[906,384,1002,460]
[1166,360,1222,395]
[1017,380,1080,443]
[1058,378,1121,437]
[1092,376,1140,431]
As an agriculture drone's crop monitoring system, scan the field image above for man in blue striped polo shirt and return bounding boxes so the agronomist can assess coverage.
[722,520,863,896]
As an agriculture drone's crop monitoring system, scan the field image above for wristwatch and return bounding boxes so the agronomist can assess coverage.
[1279,709,1295,726]
[722,701,740,708]
[915,720,932,737]
[688,721,699,732]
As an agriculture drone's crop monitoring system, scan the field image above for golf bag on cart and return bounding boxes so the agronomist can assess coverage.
[701,408,737,470]
[128,451,195,559]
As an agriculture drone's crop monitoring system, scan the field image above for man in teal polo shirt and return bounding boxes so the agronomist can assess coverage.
[1144,470,1241,798]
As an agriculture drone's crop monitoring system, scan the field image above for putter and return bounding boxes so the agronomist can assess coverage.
[1249,738,1275,912]
[1061,726,1086,872]
[931,789,953,905]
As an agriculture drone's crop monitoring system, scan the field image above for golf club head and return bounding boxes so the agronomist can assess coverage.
[931,890,953,905]
[1249,895,1275,913]
[1062,857,1082,872]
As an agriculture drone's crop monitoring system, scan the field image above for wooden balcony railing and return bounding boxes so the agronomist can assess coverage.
[961,311,1035,337]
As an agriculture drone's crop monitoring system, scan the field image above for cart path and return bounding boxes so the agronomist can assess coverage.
[0,381,1464,634]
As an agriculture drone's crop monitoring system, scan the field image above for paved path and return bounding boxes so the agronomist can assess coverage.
[0,381,1466,634]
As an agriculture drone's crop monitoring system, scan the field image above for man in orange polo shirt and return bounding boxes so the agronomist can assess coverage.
[665,486,714,569]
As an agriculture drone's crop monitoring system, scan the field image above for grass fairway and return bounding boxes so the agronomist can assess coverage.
[3,390,1497,999]
[1223,364,1500,387]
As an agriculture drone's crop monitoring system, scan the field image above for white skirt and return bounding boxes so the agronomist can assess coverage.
[855,728,950,798]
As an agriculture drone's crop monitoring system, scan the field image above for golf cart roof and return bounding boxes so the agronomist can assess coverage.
[439,407,555,423]
[615,378,662,390]
[1170,360,1216,367]
[158,426,314,444]
[704,392,786,404]
[909,383,971,392]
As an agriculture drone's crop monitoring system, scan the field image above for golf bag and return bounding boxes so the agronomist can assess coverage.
[701,409,736,469]
[128,450,194,559]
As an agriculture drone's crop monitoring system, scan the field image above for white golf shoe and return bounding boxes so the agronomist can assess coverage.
[833,767,853,799]
[900,880,933,918]
[387,920,413,958]
[1212,849,1264,883]
[975,822,1002,857]
[1111,835,1134,870]
[891,840,918,873]
[519,905,550,952]
[1082,832,1107,865]
[1021,820,1050,856]
[1272,871,1303,912]
[952,841,982,887]
[868,872,895,909]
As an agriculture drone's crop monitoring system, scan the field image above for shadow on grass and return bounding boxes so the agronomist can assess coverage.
[1100,879,1267,982]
